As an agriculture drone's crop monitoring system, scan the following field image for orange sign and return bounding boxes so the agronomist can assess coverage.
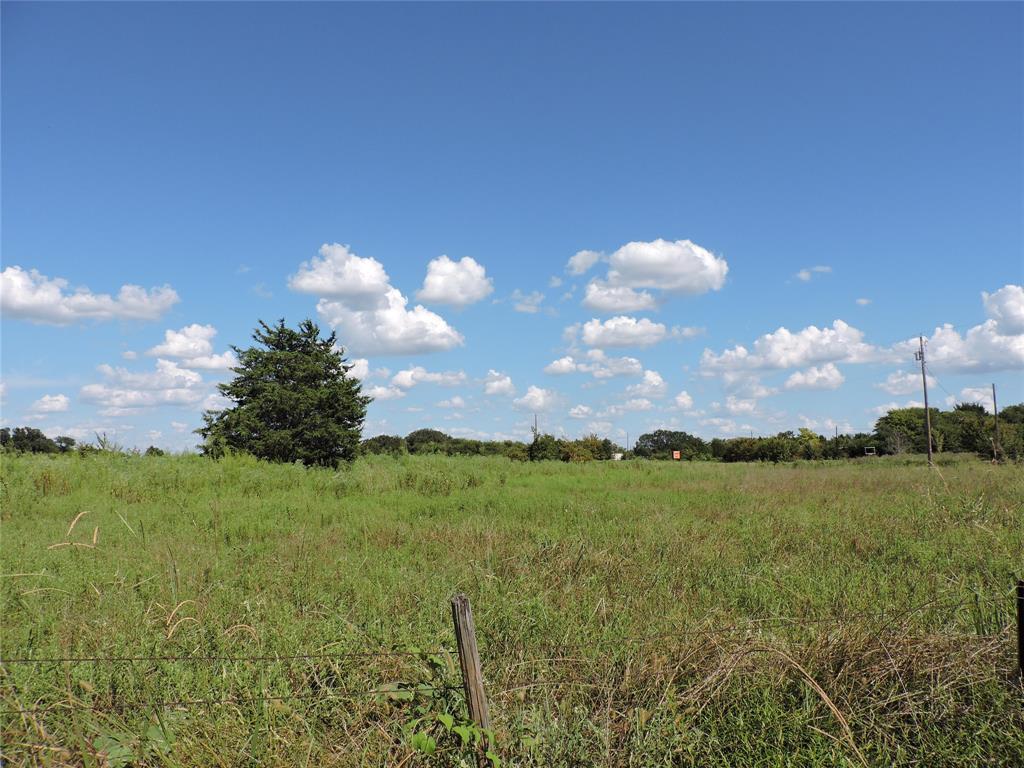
[672,450,681,460]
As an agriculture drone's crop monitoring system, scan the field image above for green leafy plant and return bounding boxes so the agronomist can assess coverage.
[94,710,182,767]
[378,649,500,766]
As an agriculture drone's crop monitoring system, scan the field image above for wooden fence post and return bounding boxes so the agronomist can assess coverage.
[451,593,491,763]
[1017,579,1023,680]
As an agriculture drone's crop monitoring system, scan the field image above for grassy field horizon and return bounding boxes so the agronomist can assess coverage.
[2,452,1022,766]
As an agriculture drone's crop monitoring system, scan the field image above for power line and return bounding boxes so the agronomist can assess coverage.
[923,362,958,405]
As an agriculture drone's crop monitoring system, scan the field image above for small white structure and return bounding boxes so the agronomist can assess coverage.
[612,452,623,461]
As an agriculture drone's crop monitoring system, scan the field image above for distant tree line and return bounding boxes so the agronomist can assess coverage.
[0,427,76,454]
[4,401,1020,464]
[0,427,168,457]
[633,402,1023,462]
[361,401,1022,464]
[361,428,623,463]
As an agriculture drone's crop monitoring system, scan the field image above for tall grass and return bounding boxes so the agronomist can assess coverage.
[1,453,1021,766]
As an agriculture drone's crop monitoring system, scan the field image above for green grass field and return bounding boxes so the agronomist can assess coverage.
[1,453,1022,766]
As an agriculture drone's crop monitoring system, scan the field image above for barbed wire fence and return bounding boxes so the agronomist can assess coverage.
[2,585,1022,762]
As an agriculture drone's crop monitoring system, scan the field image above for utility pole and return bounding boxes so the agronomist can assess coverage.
[992,383,1000,461]
[915,335,934,467]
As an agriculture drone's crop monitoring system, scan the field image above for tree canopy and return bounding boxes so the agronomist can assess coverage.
[633,429,707,460]
[198,319,370,467]
[0,427,75,454]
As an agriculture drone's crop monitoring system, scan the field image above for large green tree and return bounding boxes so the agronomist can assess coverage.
[633,429,708,460]
[198,319,371,467]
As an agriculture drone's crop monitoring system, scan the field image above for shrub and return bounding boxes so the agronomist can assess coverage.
[362,434,408,456]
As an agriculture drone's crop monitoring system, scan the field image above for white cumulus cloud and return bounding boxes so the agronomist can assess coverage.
[513,385,559,412]
[869,400,923,417]
[956,387,995,412]
[317,288,463,356]
[544,356,577,375]
[605,239,727,295]
[674,390,694,410]
[149,324,216,359]
[80,359,206,413]
[417,255,494,307]
[364,384,406,401]
[482,370,515,396]
[625,370,668,399]
[954,387,995,411]
[981,284,1024,335]
[566,249,602,276]
[701,320,876,373]
[178,353,236,371]
[888,286,1024,373]
[877,370,933,396]
[289,243,391,308]
[347,358,371,380]
[580,316,667,348]
[895,321,1024,373]
[568,404,593,419]
[581,283,657,313]
[545,350,643,379]
[391,366,466,389]
[579,350,643,379]
[784,363,845,390]
[95,360,202,391]
[28,393,70,416]
[291,244,464,356]
[1,266,179,325]
[147,324,237,371]
[577,239,727,312]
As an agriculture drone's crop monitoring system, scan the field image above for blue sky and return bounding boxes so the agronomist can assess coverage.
[2,2,1022,451]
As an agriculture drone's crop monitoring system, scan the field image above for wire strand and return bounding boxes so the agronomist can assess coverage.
[0,648,449,666]
[0,685,463,717]
[1,593,1007,666]
[923,362,959,406]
